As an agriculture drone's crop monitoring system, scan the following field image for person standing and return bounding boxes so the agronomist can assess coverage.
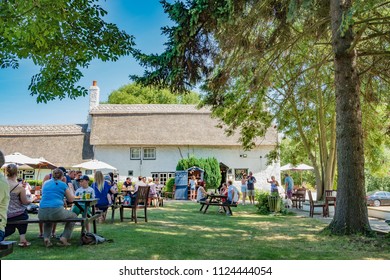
[284,173,294,204]
[240,174,248,205]
[247,171,257,204]
[267,176,280,196]
[0,151,10,242]
[189,175,197,201]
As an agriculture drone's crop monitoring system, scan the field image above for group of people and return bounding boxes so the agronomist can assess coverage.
[121,176,163,207]
[0,149,120,247]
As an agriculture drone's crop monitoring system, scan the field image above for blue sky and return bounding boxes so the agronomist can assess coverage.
[0,1,171,125]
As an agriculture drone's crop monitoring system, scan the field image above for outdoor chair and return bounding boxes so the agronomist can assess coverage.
[308,190,326,217]
[120,186,150,223]
[110,193,122,223]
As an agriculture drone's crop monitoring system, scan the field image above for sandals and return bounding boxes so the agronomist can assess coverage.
[57,239,71,246]
[18,241,31,247]
[44,240,53,248]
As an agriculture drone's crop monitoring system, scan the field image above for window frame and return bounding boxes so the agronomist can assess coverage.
[130,147,141,160]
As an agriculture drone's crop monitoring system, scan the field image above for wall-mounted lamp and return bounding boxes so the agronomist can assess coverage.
[240,154,247,158]
[260,156,263,159]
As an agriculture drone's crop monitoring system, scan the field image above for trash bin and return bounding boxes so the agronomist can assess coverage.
[268,196,281,212]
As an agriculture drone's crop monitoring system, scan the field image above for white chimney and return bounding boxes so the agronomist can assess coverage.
[87,80,100,132]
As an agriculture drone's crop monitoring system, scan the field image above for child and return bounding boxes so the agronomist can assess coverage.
[72,175,95,231]
[189,175,197,201]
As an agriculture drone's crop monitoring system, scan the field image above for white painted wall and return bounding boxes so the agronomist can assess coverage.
[94,145,280,190]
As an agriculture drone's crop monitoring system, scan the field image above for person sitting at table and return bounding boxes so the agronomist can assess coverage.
[38,168,76,247]
[71,175,95,232]
[225,180,240,216]
[4,164,35,247]
[218,183,228,213]
[38,167,68,238]
[196,183,207,202]
[122,177,133,192]
[92,171,117,221]
[147,177,158,207]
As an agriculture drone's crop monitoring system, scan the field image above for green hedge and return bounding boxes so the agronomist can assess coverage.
[176,156,222,189]
[365,174,390,192]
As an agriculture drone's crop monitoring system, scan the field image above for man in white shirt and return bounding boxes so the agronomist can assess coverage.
[226,180,240,216]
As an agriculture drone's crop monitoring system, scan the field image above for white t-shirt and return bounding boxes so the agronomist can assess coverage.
[227,185,239,203]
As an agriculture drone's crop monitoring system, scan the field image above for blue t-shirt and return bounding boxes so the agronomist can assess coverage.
[227,185,239,203]
[284,176,294,191]
[40,179,68,208]
[92,181,111,207]
[247,176,256,190]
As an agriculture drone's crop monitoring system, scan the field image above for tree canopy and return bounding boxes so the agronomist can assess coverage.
[0,0,134,102]
[132,0,390,235]
[107,83,200,105]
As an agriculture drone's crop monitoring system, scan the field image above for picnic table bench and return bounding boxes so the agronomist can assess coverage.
[199,194,238,215]
[7,198,102,243]
[0,241,16,258]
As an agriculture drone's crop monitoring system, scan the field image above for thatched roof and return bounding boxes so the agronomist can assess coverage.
[90,104,278,147]
[0,124,93,167]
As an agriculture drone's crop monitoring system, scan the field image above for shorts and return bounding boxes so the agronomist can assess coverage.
[241,186,247,193]
[71,205,92,216]
[287,189,293,199]
[247,189,255,196]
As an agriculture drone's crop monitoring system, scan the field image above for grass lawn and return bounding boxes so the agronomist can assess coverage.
[3,201,390,260]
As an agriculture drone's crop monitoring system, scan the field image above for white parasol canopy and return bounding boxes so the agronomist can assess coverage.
[280,163,295,171]
[4,152,41,167]
[292,163,314,171]
[72,159,117,171]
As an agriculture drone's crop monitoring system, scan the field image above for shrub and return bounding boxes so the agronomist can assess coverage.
[165,178,175,192]
[26,180,43,187]
[176,156,222,188]
[255,191,271,215]
[365,173,390,192]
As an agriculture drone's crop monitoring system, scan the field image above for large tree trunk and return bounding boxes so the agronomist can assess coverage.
[328,0,371,234]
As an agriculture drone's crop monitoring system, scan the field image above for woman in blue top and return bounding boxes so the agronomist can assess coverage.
[92,171,117,221]
[267,176,279,196]
[38,168,76,247]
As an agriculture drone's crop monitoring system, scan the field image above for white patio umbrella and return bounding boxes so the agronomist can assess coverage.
[4,152,41,166]
[280,163,295,171]
[291,163,314,185]
[292,163,314,171]
[72,159,117,171]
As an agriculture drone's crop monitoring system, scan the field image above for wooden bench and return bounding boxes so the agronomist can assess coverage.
[0,241,16,258]
[6,214,102,241]
[199,201,238,215]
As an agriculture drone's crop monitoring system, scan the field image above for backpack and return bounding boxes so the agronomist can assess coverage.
[81,232,112,245]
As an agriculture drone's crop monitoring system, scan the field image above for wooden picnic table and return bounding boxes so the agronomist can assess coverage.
[199,194,237,215]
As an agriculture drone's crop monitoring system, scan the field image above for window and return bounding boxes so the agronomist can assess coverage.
[130,147,141,160]
[151,172,175,185]
[234,168,248,180]
[85,170,93,175]
[143,147,156,160]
